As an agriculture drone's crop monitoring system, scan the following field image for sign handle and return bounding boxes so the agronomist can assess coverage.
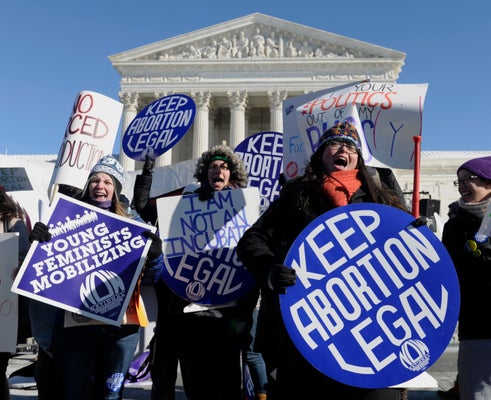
[412,136,422,217]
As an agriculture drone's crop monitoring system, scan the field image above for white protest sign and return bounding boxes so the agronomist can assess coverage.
[48,91,123,198]
[156,187,260,305]
[0,233,19,353]
[283,81,429,178]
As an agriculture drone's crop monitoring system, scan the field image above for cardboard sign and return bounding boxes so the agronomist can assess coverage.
[235,131,283,214]
[11,194,156,326]
[122,94,196,161]
[283,81,429,178]
[157,187,260,305]
[0,233,19,353]
[280,203,459,388]
[48,91,123,197]
[0,167,33,192]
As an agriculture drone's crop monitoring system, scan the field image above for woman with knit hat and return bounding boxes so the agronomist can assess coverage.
[28,155,164,400]
[237,122,409,400]
[442,155,491,400]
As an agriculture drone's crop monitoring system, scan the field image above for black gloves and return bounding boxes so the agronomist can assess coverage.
[410,216,428,228]
[142,154,155,177]
[269,264,297,294]
[197,184,215,201]
[142,230,162,261]
[132,175,152,213]
[141,230,163,285]
[132,154,155,214]
[29,222,52,243]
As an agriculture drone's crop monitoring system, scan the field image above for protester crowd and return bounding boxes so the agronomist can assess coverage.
[2,124,486,400]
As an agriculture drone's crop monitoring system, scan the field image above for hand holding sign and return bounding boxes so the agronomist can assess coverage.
[142,154,155,176]
[142,230,162,260]
[269,264,297,294]
[28,222,52,243]
[12,194,158,326]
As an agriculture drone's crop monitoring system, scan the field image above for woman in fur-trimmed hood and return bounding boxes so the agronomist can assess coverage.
[190,144,249,200]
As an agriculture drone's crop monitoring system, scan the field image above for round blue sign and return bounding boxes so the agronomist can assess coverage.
[161,249,257,306]
[122,94,196,161]
[235,131,283,215]
[281,203,460,388]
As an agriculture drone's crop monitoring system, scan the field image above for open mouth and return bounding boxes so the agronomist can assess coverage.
[93,192,108,200]
[460,191,471,201]
[333,157,348,167]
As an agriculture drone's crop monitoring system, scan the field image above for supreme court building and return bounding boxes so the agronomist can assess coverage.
[107,13,491,224]
[109,13,406,171]
[3,13,490,233]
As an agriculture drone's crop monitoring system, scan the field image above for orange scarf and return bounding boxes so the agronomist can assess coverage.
[322,170,361,206]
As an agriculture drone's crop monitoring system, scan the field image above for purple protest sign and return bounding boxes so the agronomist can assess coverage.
[122,94,196,161]
[11,193,156,326]
[280,203,460,388]
[156,187,260,305]
[235,131,283,214]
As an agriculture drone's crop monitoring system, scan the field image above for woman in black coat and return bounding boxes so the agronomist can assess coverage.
[237,122,407,400]
[442,156,491,399]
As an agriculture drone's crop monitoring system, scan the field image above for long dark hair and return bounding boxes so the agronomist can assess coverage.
[0,187,25,221]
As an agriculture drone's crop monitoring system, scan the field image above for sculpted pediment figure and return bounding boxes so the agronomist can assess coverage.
[110,13,402,63]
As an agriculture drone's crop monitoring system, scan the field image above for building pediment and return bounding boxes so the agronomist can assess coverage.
[109,13,404,63]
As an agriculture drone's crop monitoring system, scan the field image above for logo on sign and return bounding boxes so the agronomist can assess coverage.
[81,270,126,314]
[281,203,459,388]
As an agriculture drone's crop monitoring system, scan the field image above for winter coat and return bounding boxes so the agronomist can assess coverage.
[237,178,405,399]
[442,207,491,340]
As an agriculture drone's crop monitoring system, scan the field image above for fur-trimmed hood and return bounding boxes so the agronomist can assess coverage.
[193,144,248,187]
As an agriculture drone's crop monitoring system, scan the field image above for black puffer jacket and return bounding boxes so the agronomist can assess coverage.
[238,177,371,287]
[442,206,491,340]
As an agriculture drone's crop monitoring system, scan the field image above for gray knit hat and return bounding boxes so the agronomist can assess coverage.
[88,155,124,195]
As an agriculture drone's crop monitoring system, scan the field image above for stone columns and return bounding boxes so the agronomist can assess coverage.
[227,91,248,149]
[207,101,217,155]
[119,92,138,171]
[191,91,212,158]
[268,90,288,133]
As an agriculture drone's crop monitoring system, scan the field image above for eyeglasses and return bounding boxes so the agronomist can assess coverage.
[453,175,479,187]
[208,163,229,172]
[326,140,358,154]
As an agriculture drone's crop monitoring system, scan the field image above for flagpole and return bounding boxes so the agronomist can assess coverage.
[412,136,422,218]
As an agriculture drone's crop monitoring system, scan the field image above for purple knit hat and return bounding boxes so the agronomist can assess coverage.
[457,156,491,181]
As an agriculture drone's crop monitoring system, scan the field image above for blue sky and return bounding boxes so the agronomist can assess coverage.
[1,0,488,155]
